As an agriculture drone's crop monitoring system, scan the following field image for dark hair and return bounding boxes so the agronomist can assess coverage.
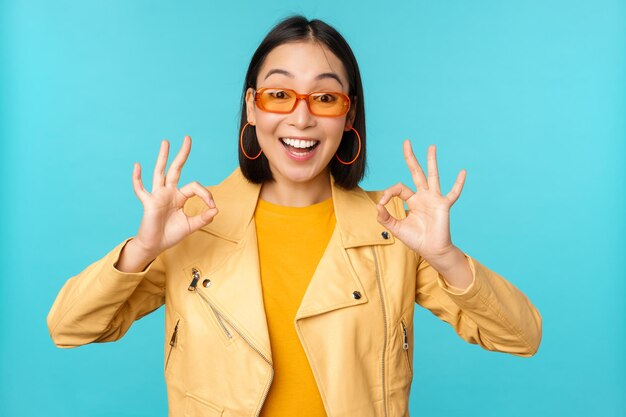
[238,15,366,189]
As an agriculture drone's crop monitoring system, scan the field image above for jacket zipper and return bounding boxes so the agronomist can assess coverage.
[209,304,232,339]
[188,268,201,291]
[195,288,273,417]
[188,269,232,339]
[165,319,180,371]
[401,319,412,376]
[371,246,388,417]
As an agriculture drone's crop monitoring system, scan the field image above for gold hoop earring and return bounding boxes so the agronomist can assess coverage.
[240,122,263,160]
[335,127,362,165]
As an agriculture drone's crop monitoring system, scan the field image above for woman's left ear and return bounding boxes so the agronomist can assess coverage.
[344,98,357,131]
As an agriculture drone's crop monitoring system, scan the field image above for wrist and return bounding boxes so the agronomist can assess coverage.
[422,245,460,272]
[425,246,473,290]
[115,238,158,273]
[128,237,159,262]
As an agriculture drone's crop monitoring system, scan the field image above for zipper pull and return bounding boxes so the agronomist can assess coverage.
[188,268,200,291]
[402,321,409,350]
[170,321,179,347]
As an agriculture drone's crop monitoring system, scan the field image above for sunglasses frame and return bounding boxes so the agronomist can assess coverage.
[254,87,351,117]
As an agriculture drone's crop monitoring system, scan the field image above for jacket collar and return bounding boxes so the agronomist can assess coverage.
[199,168,394,248]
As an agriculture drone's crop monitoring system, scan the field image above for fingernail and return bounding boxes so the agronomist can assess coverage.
[208,199,215,208]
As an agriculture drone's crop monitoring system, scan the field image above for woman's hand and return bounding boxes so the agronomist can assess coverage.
[130,136,218,260]
[376,140,466,266]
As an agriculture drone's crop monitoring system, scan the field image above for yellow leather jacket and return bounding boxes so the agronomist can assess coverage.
[47,168,542,417]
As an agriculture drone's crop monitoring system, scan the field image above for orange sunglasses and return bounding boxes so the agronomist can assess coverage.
[254,87,351,117]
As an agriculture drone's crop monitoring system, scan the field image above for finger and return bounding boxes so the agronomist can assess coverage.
[446,169,467,205]
[132,162,150,202]
[403,140,429,191]
[152,140,170,190]
[378,182,414,206]
[187,206,219,231]
[427,144,441,194]
[165,135,192,187]
[178,181,219,231]
[376,203,401,236]
[179,181,216,209]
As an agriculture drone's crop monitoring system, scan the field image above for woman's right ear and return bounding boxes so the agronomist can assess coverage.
[245,88,256,125]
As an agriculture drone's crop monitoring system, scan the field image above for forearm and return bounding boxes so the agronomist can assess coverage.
[415,252,543,356]
[423,246,473,291]
[47,238,165,347]
[115,238,158,273]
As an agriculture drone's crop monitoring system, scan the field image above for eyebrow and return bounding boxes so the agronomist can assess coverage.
[263,68,344,88]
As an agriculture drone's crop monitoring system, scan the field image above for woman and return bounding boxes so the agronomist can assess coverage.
[47,15,542,417]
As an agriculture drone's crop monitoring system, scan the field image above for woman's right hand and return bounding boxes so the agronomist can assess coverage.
[123,135,218,267]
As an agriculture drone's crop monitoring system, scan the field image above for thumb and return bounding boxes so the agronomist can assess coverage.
[376,203,399,235]
[188,207,219,232]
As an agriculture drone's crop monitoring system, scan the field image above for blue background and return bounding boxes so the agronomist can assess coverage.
[1,1,624,416]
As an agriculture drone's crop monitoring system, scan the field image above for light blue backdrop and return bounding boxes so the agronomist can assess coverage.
[1,1,624,416]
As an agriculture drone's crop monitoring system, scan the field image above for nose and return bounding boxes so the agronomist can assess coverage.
[287,97,316,129]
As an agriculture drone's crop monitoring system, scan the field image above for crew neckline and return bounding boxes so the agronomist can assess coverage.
[256,196,334,216]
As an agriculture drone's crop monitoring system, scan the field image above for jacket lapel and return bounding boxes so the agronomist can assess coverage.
[196,223,273,361]
[194,168,397,358]
[295,175,396,320]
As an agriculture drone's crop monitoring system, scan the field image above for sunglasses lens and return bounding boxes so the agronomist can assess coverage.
[257,89,297,113]
[309,93,349,116]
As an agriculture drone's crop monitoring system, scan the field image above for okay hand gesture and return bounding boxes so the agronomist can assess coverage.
[131,136,218,259]
[376,140,467,264]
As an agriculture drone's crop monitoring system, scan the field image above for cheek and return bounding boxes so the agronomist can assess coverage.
[254,114,282,142]
[323,120,349,144]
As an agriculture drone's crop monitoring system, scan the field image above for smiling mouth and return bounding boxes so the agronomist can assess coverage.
[280,137,320,155]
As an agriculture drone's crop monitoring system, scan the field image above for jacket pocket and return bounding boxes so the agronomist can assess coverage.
[185,264,235,344]
[165,316,182,374]
[209,302,233,340]
[195,290,234,344]
[400,318,413,377]
[184,392,223,417]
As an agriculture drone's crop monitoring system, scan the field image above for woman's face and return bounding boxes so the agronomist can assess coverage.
[245,40,356,187]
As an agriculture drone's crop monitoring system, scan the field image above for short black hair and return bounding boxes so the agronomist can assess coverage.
[238,15,366,189]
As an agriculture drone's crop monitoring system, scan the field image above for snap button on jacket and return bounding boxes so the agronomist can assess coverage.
[47,168,542,417]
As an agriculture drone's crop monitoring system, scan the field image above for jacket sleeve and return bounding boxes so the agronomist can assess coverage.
[414,252,543,357]
[46,237,166,348]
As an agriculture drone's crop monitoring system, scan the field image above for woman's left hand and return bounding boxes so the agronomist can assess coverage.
[376,140,467,265]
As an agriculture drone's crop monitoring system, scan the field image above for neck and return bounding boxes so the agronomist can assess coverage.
[260,170,332,207]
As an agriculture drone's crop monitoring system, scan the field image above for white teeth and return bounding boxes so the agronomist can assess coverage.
[281,138,318,148]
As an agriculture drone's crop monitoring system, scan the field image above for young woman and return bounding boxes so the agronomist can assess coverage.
[47,15,542,417]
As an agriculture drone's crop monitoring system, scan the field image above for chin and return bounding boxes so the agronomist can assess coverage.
[273,165,329,185]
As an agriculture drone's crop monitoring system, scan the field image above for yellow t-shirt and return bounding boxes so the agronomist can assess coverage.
[255,196,335,417]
